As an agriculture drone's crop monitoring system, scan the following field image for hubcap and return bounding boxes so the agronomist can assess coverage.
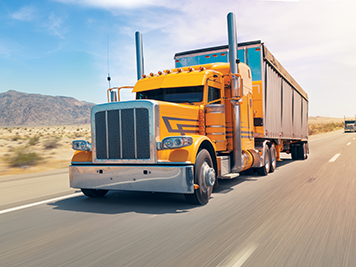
[201,162,216,187]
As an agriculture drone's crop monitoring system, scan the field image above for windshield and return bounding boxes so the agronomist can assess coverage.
[136,86,204,103]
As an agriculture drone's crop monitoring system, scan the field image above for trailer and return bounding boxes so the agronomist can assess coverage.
[69,12,309,205]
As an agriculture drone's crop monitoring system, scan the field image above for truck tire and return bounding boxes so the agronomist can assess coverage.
[291,144,299,160]
[81,189,108,198]
[256,145,270,176]
[185,149,215,205]
[269,144,277,173]
[291,143,308,160]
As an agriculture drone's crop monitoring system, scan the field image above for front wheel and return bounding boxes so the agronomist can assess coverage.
[185,149,215,205]
[81,189,108,198]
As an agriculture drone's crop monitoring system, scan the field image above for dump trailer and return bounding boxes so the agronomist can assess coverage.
[69,12,309,205]
[344,117,356,132]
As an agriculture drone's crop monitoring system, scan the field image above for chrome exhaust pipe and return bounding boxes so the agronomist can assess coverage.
[227,12,239,98]
[227,12,243,173]
[135,31,144,80]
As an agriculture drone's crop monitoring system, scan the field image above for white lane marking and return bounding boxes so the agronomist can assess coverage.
[329,153,341,162]
[347,142,351,145]
[0,192,83,215]
[218,244,258,267]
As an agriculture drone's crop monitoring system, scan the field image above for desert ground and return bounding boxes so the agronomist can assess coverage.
[0,117,345,177]
[0,124,90,177]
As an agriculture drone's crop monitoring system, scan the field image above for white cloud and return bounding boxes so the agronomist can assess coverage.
[56,0,356,116]
[47,13,67,39]
[11,6,36,21]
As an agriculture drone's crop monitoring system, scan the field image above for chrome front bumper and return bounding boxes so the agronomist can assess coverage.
[69,164,194,194]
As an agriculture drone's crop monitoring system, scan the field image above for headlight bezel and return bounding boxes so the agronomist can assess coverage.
[72,140,92,151]
[158,136,193,150]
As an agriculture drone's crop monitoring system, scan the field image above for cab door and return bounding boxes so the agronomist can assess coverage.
[205,75,226,151]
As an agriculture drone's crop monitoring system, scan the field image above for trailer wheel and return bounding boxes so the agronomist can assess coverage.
[185,149,215,205]
[81,189,108,198]
[291,144,299,160]
[256,145,270,176]
[291,143,308,160]
[269,144,277,173]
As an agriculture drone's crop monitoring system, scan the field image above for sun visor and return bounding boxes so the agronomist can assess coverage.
[133,71,208,92]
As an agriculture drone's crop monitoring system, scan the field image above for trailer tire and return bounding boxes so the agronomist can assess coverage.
[256,146,270,176]
[185,149,215,205]
[269,144,277,173]
[291,144,299,160]
[81,189,108,198]
[291,143,308,160]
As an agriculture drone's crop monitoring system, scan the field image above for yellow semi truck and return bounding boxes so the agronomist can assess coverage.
[69,13,308,204]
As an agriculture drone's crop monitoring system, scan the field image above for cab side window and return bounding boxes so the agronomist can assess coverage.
[208,86,221,103]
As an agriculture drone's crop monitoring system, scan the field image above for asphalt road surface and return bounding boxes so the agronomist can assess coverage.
[1,130,356,267]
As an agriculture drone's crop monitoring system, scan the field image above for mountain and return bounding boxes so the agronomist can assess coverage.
[0,90,96,126]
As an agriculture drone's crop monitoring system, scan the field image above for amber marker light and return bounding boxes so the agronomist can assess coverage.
[199,66,206,71]
[164,69,171,74]
[158,71,163,75]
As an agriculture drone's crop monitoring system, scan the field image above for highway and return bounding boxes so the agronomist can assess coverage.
[1,130,356,267]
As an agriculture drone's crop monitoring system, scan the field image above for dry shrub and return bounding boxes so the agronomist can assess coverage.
[28,135,40,146]
[43,137,61,149]
[3,146,42,167]
[11,135,21,141]
[308,122,344,135]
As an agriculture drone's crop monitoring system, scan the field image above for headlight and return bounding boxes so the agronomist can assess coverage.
[159,136,193,150]
[72,140,92,151]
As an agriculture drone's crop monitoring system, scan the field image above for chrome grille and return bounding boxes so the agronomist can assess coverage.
[94,107,150,160]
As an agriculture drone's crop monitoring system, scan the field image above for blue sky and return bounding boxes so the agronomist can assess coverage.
[0,0,355,117]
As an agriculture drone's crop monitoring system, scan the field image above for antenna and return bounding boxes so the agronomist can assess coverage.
[107,35,111,88]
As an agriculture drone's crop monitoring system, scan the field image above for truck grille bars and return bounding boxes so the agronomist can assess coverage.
[94,107,150,161]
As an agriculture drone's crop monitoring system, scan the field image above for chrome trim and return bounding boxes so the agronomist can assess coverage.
[206,125,226,128]
[133,108,137,159]
[119,109,123,158]
[105,110,109,159]
[70,164,194,194]
[231,103,243,172]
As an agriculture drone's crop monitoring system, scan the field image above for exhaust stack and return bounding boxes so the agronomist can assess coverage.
[135,31,144,80]
[227,12,243,173]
